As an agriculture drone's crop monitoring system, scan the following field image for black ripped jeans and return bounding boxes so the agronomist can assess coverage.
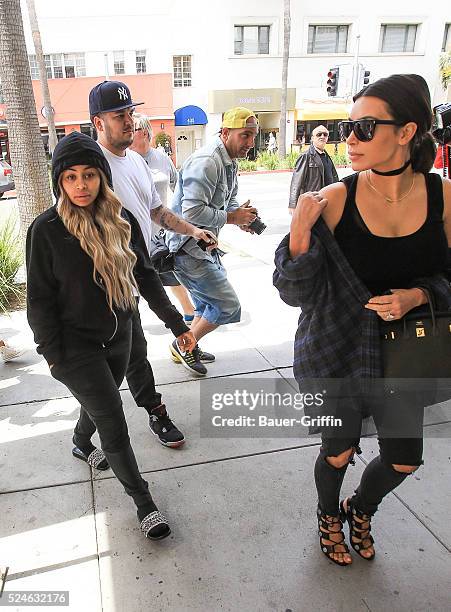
[314,391,424,516]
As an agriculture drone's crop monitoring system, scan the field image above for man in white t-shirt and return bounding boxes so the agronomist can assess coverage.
[129,113,197,327]
[89,80,216,447]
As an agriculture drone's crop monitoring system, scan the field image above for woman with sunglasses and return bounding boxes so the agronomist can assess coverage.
[274,74,451,566]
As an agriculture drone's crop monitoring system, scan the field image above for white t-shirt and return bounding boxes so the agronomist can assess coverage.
[98,144,161,255]
[142,148,177,190]
[149,168,169,208]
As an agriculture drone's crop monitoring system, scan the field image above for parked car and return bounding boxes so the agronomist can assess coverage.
[0,160,15,198]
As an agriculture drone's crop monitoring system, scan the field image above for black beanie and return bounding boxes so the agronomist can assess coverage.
[51,131,113,198]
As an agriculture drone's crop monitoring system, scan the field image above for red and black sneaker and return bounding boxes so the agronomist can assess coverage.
[148,404,185,448]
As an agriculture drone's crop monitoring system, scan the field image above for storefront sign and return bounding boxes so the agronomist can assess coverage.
[209,88,296,113]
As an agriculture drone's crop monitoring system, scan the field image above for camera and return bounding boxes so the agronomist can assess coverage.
[248,216,267,235]
[432,102,451,145]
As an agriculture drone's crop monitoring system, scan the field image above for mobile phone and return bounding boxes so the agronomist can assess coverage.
[197,238,212,251]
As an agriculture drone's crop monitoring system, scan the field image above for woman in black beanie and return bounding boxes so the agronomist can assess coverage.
[26,131,196,540]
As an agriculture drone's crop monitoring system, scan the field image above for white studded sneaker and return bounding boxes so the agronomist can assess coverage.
[0,344,27,363]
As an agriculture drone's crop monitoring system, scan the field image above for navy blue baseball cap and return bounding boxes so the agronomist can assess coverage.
[89,80,144,116]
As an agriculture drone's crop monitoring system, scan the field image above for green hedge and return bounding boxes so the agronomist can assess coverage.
[238,150,349,171]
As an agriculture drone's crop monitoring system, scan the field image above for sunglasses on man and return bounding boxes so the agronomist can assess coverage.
[314,131,329,138]
[338,119,404,142]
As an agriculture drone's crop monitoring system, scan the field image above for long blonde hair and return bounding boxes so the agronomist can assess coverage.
[57,170,138,311]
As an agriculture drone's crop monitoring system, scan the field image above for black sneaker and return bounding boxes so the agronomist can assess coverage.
[148,404,185,448]
[169,339,207,376]
[195,346,215,363]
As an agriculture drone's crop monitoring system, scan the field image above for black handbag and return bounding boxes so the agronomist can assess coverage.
[149,231,174,274]
[380,289,451,379]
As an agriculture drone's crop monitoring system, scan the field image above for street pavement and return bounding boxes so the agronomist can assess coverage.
[0,172,450,611]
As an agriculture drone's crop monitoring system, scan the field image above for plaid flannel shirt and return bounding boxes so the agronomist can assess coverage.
[273,216,451,382]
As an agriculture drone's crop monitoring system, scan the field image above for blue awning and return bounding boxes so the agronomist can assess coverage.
[174,105,208,126]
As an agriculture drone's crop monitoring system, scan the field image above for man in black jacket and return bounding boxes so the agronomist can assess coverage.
[288,125,338,213]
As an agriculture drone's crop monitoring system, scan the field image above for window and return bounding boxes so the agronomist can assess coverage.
[74,53,86,77]
[29,54,53,79]
[63,53,86,78]
[114,51,125,75]
[379,24,418,53]
[43,55,52,79]
[80,123,96,139]
[28,52,85,79]
[29,55,39,79]
[308,25,348,54]
[443,24,451,52]
[173,55,191,87]
[234,25,270,55]
[51,53,63,79]
[136,50,147,73]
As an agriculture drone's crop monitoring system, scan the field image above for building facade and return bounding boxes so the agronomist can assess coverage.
[0,0,450,165]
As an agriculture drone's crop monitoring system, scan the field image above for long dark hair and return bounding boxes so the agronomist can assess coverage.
[354,74,436,173]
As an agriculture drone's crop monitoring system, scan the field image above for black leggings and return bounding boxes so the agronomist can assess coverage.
[54,326,155,517]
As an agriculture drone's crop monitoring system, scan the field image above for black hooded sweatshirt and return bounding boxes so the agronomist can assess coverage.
[26,205,188,366]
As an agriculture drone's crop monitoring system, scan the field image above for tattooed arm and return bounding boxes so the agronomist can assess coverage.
[150,206,217,244]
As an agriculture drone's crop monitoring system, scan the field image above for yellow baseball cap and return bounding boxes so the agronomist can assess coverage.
[222,107,258,129]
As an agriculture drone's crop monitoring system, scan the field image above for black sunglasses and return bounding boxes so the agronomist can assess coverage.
[314,131,329,138]
[338,119,404,142]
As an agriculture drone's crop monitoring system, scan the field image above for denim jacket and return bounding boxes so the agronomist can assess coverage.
[165,137,240,259]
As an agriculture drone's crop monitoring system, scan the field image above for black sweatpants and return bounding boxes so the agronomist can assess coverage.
[55,325,154,513]
[125,305,162,413]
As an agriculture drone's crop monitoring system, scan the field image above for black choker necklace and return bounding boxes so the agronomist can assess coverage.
[372,160,411,176]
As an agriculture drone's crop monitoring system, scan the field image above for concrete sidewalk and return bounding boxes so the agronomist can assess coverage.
[0,173,450,612]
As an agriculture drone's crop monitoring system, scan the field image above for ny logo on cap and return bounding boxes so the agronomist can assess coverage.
[117,87,129,101]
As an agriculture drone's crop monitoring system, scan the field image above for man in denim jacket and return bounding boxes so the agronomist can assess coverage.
[165,107,258,375]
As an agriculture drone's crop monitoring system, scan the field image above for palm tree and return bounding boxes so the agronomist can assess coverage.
[278,0,291,158]
[0,0,52,240]
[26,0,58,154]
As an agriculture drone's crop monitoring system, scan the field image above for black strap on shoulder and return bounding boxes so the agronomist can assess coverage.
[424,172,444,219]
[340,172,359,192]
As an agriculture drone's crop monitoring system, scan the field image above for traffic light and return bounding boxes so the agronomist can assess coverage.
[327,67,339,97]
[359,67,371,89]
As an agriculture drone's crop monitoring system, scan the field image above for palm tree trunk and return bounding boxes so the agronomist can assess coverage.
[0,0,53,241]
[279,0,291,158]
[26,0,58,155]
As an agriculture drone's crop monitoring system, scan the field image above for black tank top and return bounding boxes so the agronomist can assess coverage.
[334,172,449,295]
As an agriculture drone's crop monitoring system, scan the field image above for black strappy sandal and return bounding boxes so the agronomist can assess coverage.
[316,506,351,566]
[340,498,375,561]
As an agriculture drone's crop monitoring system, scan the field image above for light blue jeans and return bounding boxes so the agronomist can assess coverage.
[173,251,241,326]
